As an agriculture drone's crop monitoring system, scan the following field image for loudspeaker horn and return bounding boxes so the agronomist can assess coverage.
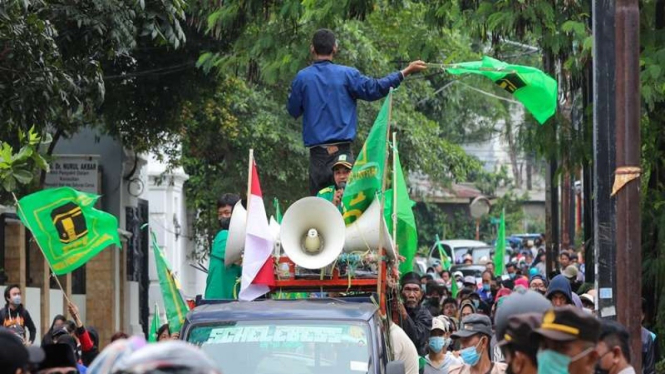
[344,198,396,259]
[224,201,246,266]
[280,197,346,270]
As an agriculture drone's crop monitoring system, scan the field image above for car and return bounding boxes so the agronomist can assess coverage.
[427,239,490,268]
[450,264,488,284]
[182,298,406,374]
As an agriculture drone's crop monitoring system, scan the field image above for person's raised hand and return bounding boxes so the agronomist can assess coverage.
[332,189,344,206]
[401,60,427,77]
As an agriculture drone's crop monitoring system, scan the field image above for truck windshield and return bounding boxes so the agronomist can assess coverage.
[187,320,372,374]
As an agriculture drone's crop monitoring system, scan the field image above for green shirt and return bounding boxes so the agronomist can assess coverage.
[204,230,242,299]
[316,185,343,213]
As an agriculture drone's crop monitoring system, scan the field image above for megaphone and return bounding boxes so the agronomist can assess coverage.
[280,197,346,270]
[224,201,246,266]
[344,198,396,259]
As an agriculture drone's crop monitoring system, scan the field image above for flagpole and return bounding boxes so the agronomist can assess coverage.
[247,149,254,216]
[391,132,398,256]
[12,192,74,306]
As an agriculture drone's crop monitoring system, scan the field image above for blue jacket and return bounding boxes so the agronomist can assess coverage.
[545,274,573,304]
[287,60,403,147]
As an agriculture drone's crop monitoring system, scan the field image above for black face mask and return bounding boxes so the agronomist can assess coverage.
[594,364,610,374]
[219,217,231,230]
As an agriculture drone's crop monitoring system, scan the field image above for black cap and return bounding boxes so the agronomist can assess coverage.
[332,153,354,170]
[0,329,44,372]
[498,313,542,348]
[451,314,493,339]
[533,306,601,343]
[400,272,421,288]
[39,344,77,371]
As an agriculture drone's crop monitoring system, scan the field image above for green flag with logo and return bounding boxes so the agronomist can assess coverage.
[148,303,160,343]
[16,187,120,275]
[494,209,506,275]
[384,145,417,275]
[446,56,557,124]
[342,90,392,225]
[151,230,190,333]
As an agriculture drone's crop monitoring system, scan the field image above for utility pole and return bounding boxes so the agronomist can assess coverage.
[543,52,559,277]
[614,0,642,370]
[592,0,617,324]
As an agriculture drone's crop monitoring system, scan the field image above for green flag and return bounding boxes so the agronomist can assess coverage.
[16,187,120,275]
[446,56,557,124]
[151,230,190,333]
[342,90,392,225]
[273,198,282,224]
[435,234,451,271]
[148,303,160,343]
[494,209,506,275]
[451,273,459,298]
[384,148,418,274]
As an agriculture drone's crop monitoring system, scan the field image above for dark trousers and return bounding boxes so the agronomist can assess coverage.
[309,143,351,196]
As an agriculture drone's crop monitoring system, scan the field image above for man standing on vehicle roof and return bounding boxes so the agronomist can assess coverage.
[205,193,242,300]
[287,28,427,196]
[400,272,434,356]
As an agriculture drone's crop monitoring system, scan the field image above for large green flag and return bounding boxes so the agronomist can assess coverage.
[151,231,190,333]
[342,90,392,225]
[16,187,120,275]
[434,234,451,271]
[494,209,506,275]
[148,303,160,343]
[384,147,418,275]
[446,56,557,124]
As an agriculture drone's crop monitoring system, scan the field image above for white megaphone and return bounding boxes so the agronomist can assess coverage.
[344,198,396,259]
[280,197,346,269]
[224,201,246,266]
[269,216,281,256]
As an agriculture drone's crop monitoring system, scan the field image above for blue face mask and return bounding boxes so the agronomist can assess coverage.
[460,339,483,366]
[509,273,516,279]
[482,284,490,291]
[536,349,570,374]
[429,336,447,353]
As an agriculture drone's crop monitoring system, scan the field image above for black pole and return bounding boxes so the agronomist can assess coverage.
[592,0,617,319]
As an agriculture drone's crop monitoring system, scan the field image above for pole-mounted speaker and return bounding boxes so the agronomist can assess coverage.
[280,197,346,270]
[344,197,396,259]
[224,201,246,266]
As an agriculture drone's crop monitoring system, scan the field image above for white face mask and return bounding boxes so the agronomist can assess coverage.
[583,307,593,314]
[11,295,21,305]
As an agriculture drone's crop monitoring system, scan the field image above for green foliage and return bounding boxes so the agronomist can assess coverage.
[0,127,51,194]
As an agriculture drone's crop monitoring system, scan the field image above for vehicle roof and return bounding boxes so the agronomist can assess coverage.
[434,240,489,248]
[186,299,378,324]
[451,264,488,270]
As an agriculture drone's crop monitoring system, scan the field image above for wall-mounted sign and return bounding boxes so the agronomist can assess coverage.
[44,155,99,194]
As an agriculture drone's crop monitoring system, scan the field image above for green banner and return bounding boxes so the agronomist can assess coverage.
[435,234,451,271]
[16,187,120,275]
[446,56,557,124]
[494,209,506,275]
[151,230,190,333]
[148,303,160,343]
[384,145,418,275]
[273,197,283,224]
[342,90,392,224]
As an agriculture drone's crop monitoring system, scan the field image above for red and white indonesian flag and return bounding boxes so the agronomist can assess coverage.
[239,158,275,301]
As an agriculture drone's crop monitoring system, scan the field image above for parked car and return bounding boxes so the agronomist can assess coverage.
[427,240,488,268]
[450,264,488,285]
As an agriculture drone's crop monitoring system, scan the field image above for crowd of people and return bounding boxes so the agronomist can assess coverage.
[388,238,661,374]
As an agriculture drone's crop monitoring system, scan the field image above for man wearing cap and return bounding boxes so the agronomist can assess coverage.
[532,306,601,374]
[316,152,354,211]
[423,316,463,374]
[563,265,581,293]
[449,314,507,374]
[399,272,434,355]
[287,28,427,196]
[496,314,542,374]
[0,328,44,374]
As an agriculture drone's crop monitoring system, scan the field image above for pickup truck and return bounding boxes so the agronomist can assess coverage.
[182,297,405,374]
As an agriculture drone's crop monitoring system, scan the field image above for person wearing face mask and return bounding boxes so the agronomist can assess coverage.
[423,316,463,374]
[529,275,548,296]
[449,314,507,374]
[204,193,242,300]
[479,271,494,305]
[532,306,601,374]
[496,314,542,374]
[595,320,635,374]
[424,281,445,317]
[399,272,434,355]
[41,314,66,347]
[1,285,36,344]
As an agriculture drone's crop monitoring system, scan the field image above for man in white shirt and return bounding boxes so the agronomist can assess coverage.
[390,322,419,374]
